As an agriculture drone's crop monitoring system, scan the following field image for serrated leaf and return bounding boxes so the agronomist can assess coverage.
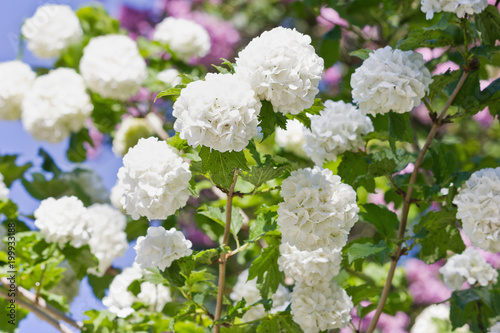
[368,158,397,177]
[349,48,372,60]
[242,163,289,191]
[198,205,244,240]
[338,151,376,193]
[248,245,284,299]
[476,5,500,45]
[199,146,248,189]
[360,204,399,238]
[249,206,278,241]
[193,248,219,265]
[388,112,414,144]
[396,28,454,50]
[258,100,288,141]
[429,141,456,184]
[347,240,389,264]
[346,284,381,306]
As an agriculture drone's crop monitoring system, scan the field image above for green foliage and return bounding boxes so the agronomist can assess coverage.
[256,315,303,333]
[248,245,284,299]
[258,101,288,141]
[349,48,373,60]
[338,151,376,193]
[0,155,32,187]
[450,287,500,333]
[345,239,390,265]
[61,244,99,280]
[77,5,120,37]
[199,147,249,189]
[359,204,399,238]
[388,112,414,152]
[320,26,341,68]
[198,205,244,241]
[67,128,93,163]
[396,28,455,50]
[476,5,500,45]
[167,133,189,151]
[89,93,126,134]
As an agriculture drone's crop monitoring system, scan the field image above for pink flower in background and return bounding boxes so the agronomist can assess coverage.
[341,301,409,333]
[433,60,459,75]
[405,258,451,304]
[415,47,446,62]
[395,163,415,175]
[161,0,191,16]
[472,80,497,128]
[317,6,348,31]
[322,63,345,86]
[412,103,432,125]
[85,120,105,159]
[368,189,396,213]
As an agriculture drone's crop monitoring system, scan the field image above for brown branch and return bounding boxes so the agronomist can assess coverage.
[214,169,239,333]
[365,70,470,333]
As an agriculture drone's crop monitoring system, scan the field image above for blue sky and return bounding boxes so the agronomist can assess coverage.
[0,1,156,331]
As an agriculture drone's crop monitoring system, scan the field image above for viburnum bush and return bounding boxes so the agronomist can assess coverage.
[1,1,500,333]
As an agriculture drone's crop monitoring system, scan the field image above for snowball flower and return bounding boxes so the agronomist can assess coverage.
[134,226,193,271]
[303,100,373,165]
[277,167,359,250]
[351,46,432,115]
[117,137,192,220]
[157,68,182,87]
[21,4,82,58]
[278,242,341,286]
[439,248,498,290]
[173,73,261,152]
[153,17,211,61]
[0,61,36,120]
[0,173,9,200]
[86,204,128,276]
[453,167,500,253]
[235,27,324,115]
[291,280,353,333]
[112,117,156,156]
[421,0,488,19]
[103,263,171,317]
[275,119,307,158]
[22,68,93,143]
[80,35,147,100]
[34,196,91,248]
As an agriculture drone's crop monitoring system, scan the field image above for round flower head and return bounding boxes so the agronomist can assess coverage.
[275,119,307,158]
[235,27,324,115]
[21,4,82,58]
[421,0,488,19]
[22,68,93,143]
[34,196,91,248]
[453,167,500,253]
[439,248,498,290]
[112,117,156,156]
[291,280,353,333]
[117,137,192,220]
[277,167,359,250]
[303,100,373,165]
[157,68,182,87]
[351,46,432,115]
[103,263,171,317]
[0,61,36,120]
[0,173,9,200]
[173,73,261,152]
[80,35,147,100]
[153,17,211,62]
[278,242,341,286]
[86,204,128,276]
[134,226,193,271]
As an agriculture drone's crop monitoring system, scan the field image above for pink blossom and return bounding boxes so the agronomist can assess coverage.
[395,163,415,175]
[322,63,345,86]
[368,189,396,213]
[412,104,432,125]
[341,301,409,333]
[317,6,348,30]
[472,80,497,128]
[85,120,105,159]
[405,258,451,304]
[433,61,460,75]
[415,47,447,62]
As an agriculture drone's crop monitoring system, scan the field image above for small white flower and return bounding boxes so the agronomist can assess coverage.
[86,204,128,276]
[157,68,182,87]
[235,27,324,115]
[303,100,373,165]
[134,226,193,271]
[275,119,307,158]
[351,46,432,115]
[421,0,488,19]
[291,280,353,333]
[80,35,147,100]
[278,242,341,286]
[0,61,36,120]
[117,137,192,220]
[173,73,261,152]
[34,196,91,248]
[153,17,211,62]
[277,167,359,250]
[112,117,156,157]
[439,248,498,290]
[21,4,82,58]
[453,167,500,253]
[0,173,9,200]
[22,68,93,143]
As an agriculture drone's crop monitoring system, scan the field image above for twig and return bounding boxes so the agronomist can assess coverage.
[214,169,239,333]
[365,70,470,333]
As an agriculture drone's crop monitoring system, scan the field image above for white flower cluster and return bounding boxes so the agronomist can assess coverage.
[303,100,373,165]
[229,269,291,322]
[153,17,211,62]
[112,117,157,157]
[157,68,182,87]
[22,68,93,143]
[235,27,324,115]
[275,119,307,158]
[351,46,432,115]
[291,280,353,333]
[173,73,261,152]
[411,304,469,333]
[134,226,193,271]
[34,196,91,248]
[0,173,9,200]
[453,167,500,253]
[421,0,488,19]
[439,248,498,290]
[103,263,171,317]
[278,167,359,249]
[117,137,192,220]
[21,4,83,58]
[0,61,35,120]
[87,204,128,276]
[80,35,147,100]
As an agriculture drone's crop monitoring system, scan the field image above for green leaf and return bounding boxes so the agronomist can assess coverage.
[346,284,381,306]
[258,101,288,141]
[449,70,484,115]
[301,98,325,115]
[0,295,29,332]
[198,205,244,240]
[193,248,220,265]
[476,5,500,45]
[199,147,248,189]
[38,149,62,176]
[167,133,189,151]
[450,288,500,333]
[257,316,302,333]
[388,112,414,152]
[347,240,389,264]
[77,5,120,37]
[61,244,99,280]
[0,155,32,187]
[368,158,397,178]
[249,206,278,241]
[429,141,456,184]
[359,204,399,238]
[349,48,372,60]
[88,273,115,299]
[248,245,284,299]
[162,260,186,287]
[429,69,462,100]
[0,201,18,219]
[338,151,375,193]
[320,26,341,68]
[242,155,291,191]
[67,128,93,163]
[155,88,182,101]
[414,210,465,264]
[396,28,454,50]
[89,93,126,134]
